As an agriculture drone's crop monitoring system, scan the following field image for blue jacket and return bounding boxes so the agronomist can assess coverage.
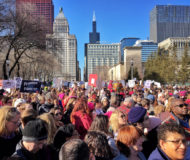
[149,147,190,160]
[148,147,170,160]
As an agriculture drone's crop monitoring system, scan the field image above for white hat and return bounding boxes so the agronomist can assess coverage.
[14,98,26,108]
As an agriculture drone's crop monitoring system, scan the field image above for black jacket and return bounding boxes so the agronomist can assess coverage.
[8,141,58,160]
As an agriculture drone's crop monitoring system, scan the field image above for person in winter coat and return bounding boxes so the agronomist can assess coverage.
[9,119,57,160]
[148,123,187,160]
[70,98,92,139]
[0,106,22,160]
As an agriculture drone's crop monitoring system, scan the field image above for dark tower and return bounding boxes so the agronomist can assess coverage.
[89,11,100,44]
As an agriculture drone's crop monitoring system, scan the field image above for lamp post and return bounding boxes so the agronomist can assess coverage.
[6,59,10,80]
[131,59,133,80]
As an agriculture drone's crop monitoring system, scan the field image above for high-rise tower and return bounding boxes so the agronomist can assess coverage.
[46,8,78,81]
[89,12,100,44]
[16,0,54,34]
[150,5,190,43]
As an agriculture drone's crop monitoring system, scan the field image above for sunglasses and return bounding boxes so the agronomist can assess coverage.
[175,104,188,108]
[55,112,62,116]
[9,107,18,113]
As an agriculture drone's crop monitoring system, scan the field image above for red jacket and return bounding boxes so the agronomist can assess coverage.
[71,111,92,139]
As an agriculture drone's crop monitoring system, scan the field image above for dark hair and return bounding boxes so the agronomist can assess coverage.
[84,131,113,160]
[89,115,109,134]
[59,139,89,160]
[157,123,185,143]
[53,124,75,151]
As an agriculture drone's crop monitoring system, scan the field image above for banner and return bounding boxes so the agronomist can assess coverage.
[3,80,16,89]
[20,80,41,93]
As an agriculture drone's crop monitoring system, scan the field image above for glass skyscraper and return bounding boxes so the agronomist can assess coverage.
[150,5,190,43]
[120,37,139,62]
[134,40,158,62]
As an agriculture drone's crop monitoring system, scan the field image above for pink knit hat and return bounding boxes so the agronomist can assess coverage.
[88,102,95,111]
[59,93,65,100]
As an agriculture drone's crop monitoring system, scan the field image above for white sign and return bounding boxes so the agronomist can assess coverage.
[128,80,135,88]
[154,82,161,88]
[144,80,152,89]
[14,77,22,89]
[91,78,95,84]
[3,80,16,89]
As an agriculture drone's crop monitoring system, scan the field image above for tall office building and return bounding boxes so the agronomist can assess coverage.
[84,43,120,81]
[89,12,100,44]
[120,37,139,62]
[134,40,158,63]
[150,5,190,43]
[16,0,54,34]
[46,8,78,81]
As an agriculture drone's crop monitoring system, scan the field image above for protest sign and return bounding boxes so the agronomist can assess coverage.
[128,80,135,88]
[20,80,41,93]
[3,80,16,89]
[14,77,22,89]
[88,74,98,87]
[144,80,152,89]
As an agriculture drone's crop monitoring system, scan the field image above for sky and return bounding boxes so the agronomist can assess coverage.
[53,0,190,79]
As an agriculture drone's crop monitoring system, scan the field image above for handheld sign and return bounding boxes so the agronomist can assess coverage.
[20,80,41,93]
[3,80,16,89]
[88,74,98,87]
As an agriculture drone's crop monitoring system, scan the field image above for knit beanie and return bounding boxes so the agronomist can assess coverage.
[128,107,147,124]
[22,119,48,142]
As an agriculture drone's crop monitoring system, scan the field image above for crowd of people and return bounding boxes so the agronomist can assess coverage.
[0,81,190,160]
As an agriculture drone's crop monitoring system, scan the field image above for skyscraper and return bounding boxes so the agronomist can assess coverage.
[16,0,54,34]
[46,8,78,81]
[150,5,190,43]
[89,12,100,44]
[134,40,158,63]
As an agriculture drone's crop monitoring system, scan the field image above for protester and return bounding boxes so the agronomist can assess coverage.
[9,119,57,160]
[109,109,127,139]
[0,106,22,160]
[59,139,89,160]
[148,123,187,160]
[114,125,146,160]
[70,98,92,139]
[85,131,114,160]
[89,114,119,157]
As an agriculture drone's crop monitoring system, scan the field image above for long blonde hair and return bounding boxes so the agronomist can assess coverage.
[0,106,20,136]
[109,110,124,133]
[38,113,57,144]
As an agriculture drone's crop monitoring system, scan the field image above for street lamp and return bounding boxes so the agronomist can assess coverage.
[131,59,133,80]
[6,59,10,80]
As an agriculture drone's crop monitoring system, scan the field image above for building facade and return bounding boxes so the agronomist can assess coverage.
[158,37,190,59]
[46,8,78,81]
[108,46,143,80]
[134,40,158,62]
[84,43,120,81]
[150,5,190,43]
[16,0,54,34]
[120,37,139,62]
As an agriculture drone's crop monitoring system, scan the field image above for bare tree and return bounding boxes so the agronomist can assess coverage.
[92,65,110,81]
[1,2,47,79]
